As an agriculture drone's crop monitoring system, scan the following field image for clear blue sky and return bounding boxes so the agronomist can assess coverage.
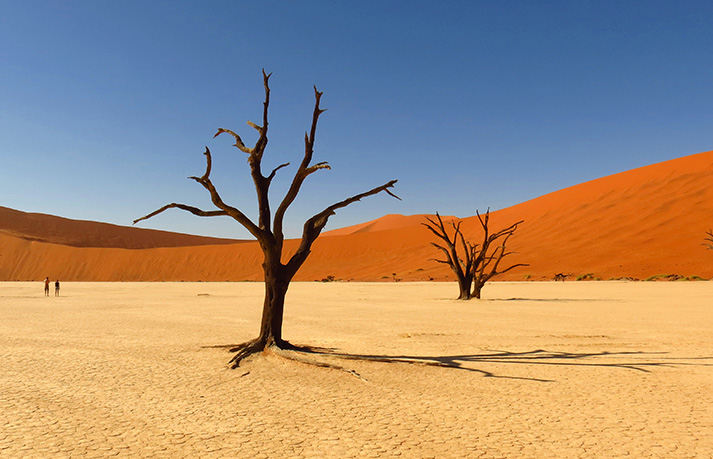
[2,1,712,239]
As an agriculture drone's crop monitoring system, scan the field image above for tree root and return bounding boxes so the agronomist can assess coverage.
[226,339,268,369]
[220,338,462,380]
[223,339,367,380]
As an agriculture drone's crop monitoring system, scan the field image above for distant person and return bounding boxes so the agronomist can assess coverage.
[43,277,50,297]
[55,280,60,297]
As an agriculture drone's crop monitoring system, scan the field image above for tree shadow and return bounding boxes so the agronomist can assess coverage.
[206,343,713,383]
[489,297,613,302]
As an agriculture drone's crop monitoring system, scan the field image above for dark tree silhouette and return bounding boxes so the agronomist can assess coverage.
[705,229,713,250]
[423,210,527,300]
[135,71,398,367]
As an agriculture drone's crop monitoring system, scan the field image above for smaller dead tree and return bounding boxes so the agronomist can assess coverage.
[704,229,713,250]
[423,210,527,300]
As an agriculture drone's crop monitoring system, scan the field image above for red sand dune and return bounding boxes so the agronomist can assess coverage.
[0,206,240,249]
[1,150,712,282]
[322,214,455,236]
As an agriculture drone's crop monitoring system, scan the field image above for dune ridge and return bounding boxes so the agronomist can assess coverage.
[1,150,712,281]
[322,214,456,236]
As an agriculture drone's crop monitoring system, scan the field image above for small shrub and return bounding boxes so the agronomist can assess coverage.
[642,274,709,281]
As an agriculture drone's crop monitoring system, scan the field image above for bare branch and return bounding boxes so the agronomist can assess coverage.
[273,86,329,241]
[136,146,262,239]
[498,262,530,275]
[430,258,453,265]
[284,180,398,277]
[429,242,455,267]
[704,229,713,249]
[385,188,402,200]
[246,120,263,133]
[267,162,290,182]
[188,147,213,183]
[307,180,398,235]
[260,69,272,143]
[305,161,331,176]
[423,213,469,281]
[133,203,228,225]
[422,213,452,241]
[214,128,252,154]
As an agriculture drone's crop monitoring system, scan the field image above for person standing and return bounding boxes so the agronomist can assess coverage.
[43,277,50,297]
[55,280,60,297]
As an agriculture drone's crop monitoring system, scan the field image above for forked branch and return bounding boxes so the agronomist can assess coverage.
[704,229,713,250]
[273,86,330,242]
[423,213,471,280]
[134,146,262,237]
[472,210,527,297]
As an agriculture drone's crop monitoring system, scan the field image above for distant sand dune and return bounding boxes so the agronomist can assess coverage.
[1,150,712,281]
[0,206,241,249]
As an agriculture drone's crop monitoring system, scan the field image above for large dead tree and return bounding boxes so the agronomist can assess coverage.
[423,210,527,300]
[135,71,398,367]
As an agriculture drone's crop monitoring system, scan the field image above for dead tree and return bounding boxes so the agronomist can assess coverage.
[135,71,398,367]
[705,229,713,250]
[423,210,527,300]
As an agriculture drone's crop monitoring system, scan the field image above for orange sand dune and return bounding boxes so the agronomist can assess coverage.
[0,206,240,249]
[1,150,712,281]
[323,214,455,236]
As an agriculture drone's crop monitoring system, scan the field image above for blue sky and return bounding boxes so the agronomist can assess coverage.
[2,1,712,239]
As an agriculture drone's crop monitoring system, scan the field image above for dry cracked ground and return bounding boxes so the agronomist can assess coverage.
[1,281,712,458]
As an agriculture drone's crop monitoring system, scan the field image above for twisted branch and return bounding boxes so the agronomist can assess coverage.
[133,203,227,225]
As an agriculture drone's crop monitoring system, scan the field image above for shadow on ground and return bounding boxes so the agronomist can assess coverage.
[206,343,713,383]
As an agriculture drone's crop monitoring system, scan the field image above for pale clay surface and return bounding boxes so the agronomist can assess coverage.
[1,281,712,458]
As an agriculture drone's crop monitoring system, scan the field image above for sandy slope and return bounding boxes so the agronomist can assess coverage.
[0,206,240,249]
[2,281,712,457]
[1,150,712,281]
[322,213,456,236]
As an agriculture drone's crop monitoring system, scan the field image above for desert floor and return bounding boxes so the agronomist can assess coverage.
[1,281,712,458]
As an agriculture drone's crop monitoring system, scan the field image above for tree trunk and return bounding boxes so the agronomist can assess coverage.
[472,282,483,300]
[457,274,473,300]
[256,257,290,348]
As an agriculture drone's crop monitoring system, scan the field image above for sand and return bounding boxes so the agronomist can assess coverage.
[1,281,712,458]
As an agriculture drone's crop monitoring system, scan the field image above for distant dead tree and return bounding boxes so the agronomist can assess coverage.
[423,210,527,300]
[135,71,398,368]
[705,229,713,250]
